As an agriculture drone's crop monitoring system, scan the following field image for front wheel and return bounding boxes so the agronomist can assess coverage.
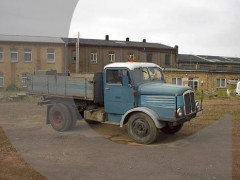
[160,123,183,134]
[127,112,159,144]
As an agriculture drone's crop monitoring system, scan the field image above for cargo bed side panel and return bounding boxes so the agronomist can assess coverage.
[28,75,94,100]
[65,77,93,99]
[32,76,48,94]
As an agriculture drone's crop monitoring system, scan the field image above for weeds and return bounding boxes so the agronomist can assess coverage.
[0,91,37,103]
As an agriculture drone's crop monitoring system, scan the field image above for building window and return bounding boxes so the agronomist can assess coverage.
[188,78,199,90]
[232,66,240,72]
[0,48,3,62]
[228,79,239,85]
[72,51,76,64]
[182,65,195,70]
[22,74,28,87]
[216,66,227,71]
[90,52,97,64]
[147,53,152,62]
[217,78,226,88]
[10,49,18,62]
[172,77,182,85]
[128,53,134,60]
[0,74,4,87]
[165,54,170,66]
[24,49,32,62]
[108,52,115,63]
[47,49,55,63]
[199,65,211,71]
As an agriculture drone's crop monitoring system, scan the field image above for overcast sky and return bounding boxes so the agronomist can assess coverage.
[0,0,78,37]
[69,0,240,57]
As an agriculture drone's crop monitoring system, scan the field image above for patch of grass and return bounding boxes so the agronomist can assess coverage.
[0,91,37,103]
[5,84,20,92]
[195,97,240,123]
[216,89,229,98]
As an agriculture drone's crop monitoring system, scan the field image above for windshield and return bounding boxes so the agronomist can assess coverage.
[133,67,165,85]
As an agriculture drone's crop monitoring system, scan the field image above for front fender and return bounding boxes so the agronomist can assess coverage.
[120,107,166,128]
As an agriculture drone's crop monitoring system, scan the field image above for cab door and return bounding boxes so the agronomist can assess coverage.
[104,68,134,115]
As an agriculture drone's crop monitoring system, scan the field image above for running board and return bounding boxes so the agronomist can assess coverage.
[102,121,120,126]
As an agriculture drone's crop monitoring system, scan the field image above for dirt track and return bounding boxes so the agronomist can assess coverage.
[0,98,239,179]
[0,126,46,180]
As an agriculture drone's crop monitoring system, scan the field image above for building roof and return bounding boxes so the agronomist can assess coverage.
[179,54,240,65]
[63,38,175,50]
[104,62,161,70]
[0,34,65,44]
[0,34,175,50]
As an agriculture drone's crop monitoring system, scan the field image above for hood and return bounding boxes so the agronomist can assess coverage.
[138,82,191,96]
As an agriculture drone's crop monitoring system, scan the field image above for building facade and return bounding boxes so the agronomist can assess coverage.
[0,35,66,89]
[64,35,178,74]
[166,54,240,92]
[0,34,239,93]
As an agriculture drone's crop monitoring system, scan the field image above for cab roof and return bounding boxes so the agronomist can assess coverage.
[104,62,161,70]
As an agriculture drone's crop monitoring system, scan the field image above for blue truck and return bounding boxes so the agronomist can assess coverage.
[28,62,202,144]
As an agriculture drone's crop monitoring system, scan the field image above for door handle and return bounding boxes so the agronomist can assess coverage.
[105,88,110,90]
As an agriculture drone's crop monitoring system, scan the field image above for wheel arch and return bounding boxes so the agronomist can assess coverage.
[120,107,166,128]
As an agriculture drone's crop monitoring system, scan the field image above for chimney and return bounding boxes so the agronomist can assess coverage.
[174,45,179,51]
[126,37,130,42]
[105,35,109,41]
[143,39,146,43]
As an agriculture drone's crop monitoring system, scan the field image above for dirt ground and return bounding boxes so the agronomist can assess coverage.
[0,126,47,180]
[0,97,239,179]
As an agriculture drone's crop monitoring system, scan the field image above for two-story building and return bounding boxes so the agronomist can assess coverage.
[0,34,239,93]
[165,54,240,92]
[63,35,178,73]
[0,35,66,89]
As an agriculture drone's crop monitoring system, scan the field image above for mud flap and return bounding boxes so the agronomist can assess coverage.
[46,105,52,124]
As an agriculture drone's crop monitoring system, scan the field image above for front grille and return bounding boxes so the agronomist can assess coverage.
[184,92,196,115]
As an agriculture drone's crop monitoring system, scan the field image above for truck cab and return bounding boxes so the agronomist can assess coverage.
[101,62,201,144]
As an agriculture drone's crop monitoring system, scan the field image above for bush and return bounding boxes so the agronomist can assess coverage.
[216,89,229,98]
[194,90,204,100]
[5,84,20,92]
[229,84,237,96]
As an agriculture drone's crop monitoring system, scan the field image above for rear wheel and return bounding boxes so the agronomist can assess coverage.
[160,123,183,134]
[49,103,72,131]
[127,112,159,144]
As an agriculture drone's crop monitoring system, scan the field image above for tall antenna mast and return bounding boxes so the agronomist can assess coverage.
[76,32,80,73]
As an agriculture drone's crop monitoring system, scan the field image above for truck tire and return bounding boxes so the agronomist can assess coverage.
[66,105,78,130]
[49,103,72,131]
[160,124,183,134]
[127,112,159,144]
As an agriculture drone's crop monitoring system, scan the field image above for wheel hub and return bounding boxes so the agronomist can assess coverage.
[52,111,63,126]
[132,118,150,137]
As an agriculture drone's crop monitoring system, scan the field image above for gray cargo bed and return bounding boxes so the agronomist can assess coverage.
[27,72,103,103]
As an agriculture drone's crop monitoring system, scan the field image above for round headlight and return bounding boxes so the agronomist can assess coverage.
[177,108,183,117]
[195,101,200,110]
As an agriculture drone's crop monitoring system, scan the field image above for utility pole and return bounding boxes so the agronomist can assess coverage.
[76,32,80,73]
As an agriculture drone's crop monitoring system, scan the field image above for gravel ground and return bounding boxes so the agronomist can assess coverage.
[0,98,239,180]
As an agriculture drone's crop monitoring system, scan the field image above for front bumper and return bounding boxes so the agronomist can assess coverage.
[172,107,203,126]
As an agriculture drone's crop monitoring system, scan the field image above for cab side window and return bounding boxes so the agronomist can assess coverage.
[106,69,131,84]
[107,70,122,84]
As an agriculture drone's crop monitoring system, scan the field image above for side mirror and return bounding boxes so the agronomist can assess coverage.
[122,75,129,86]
